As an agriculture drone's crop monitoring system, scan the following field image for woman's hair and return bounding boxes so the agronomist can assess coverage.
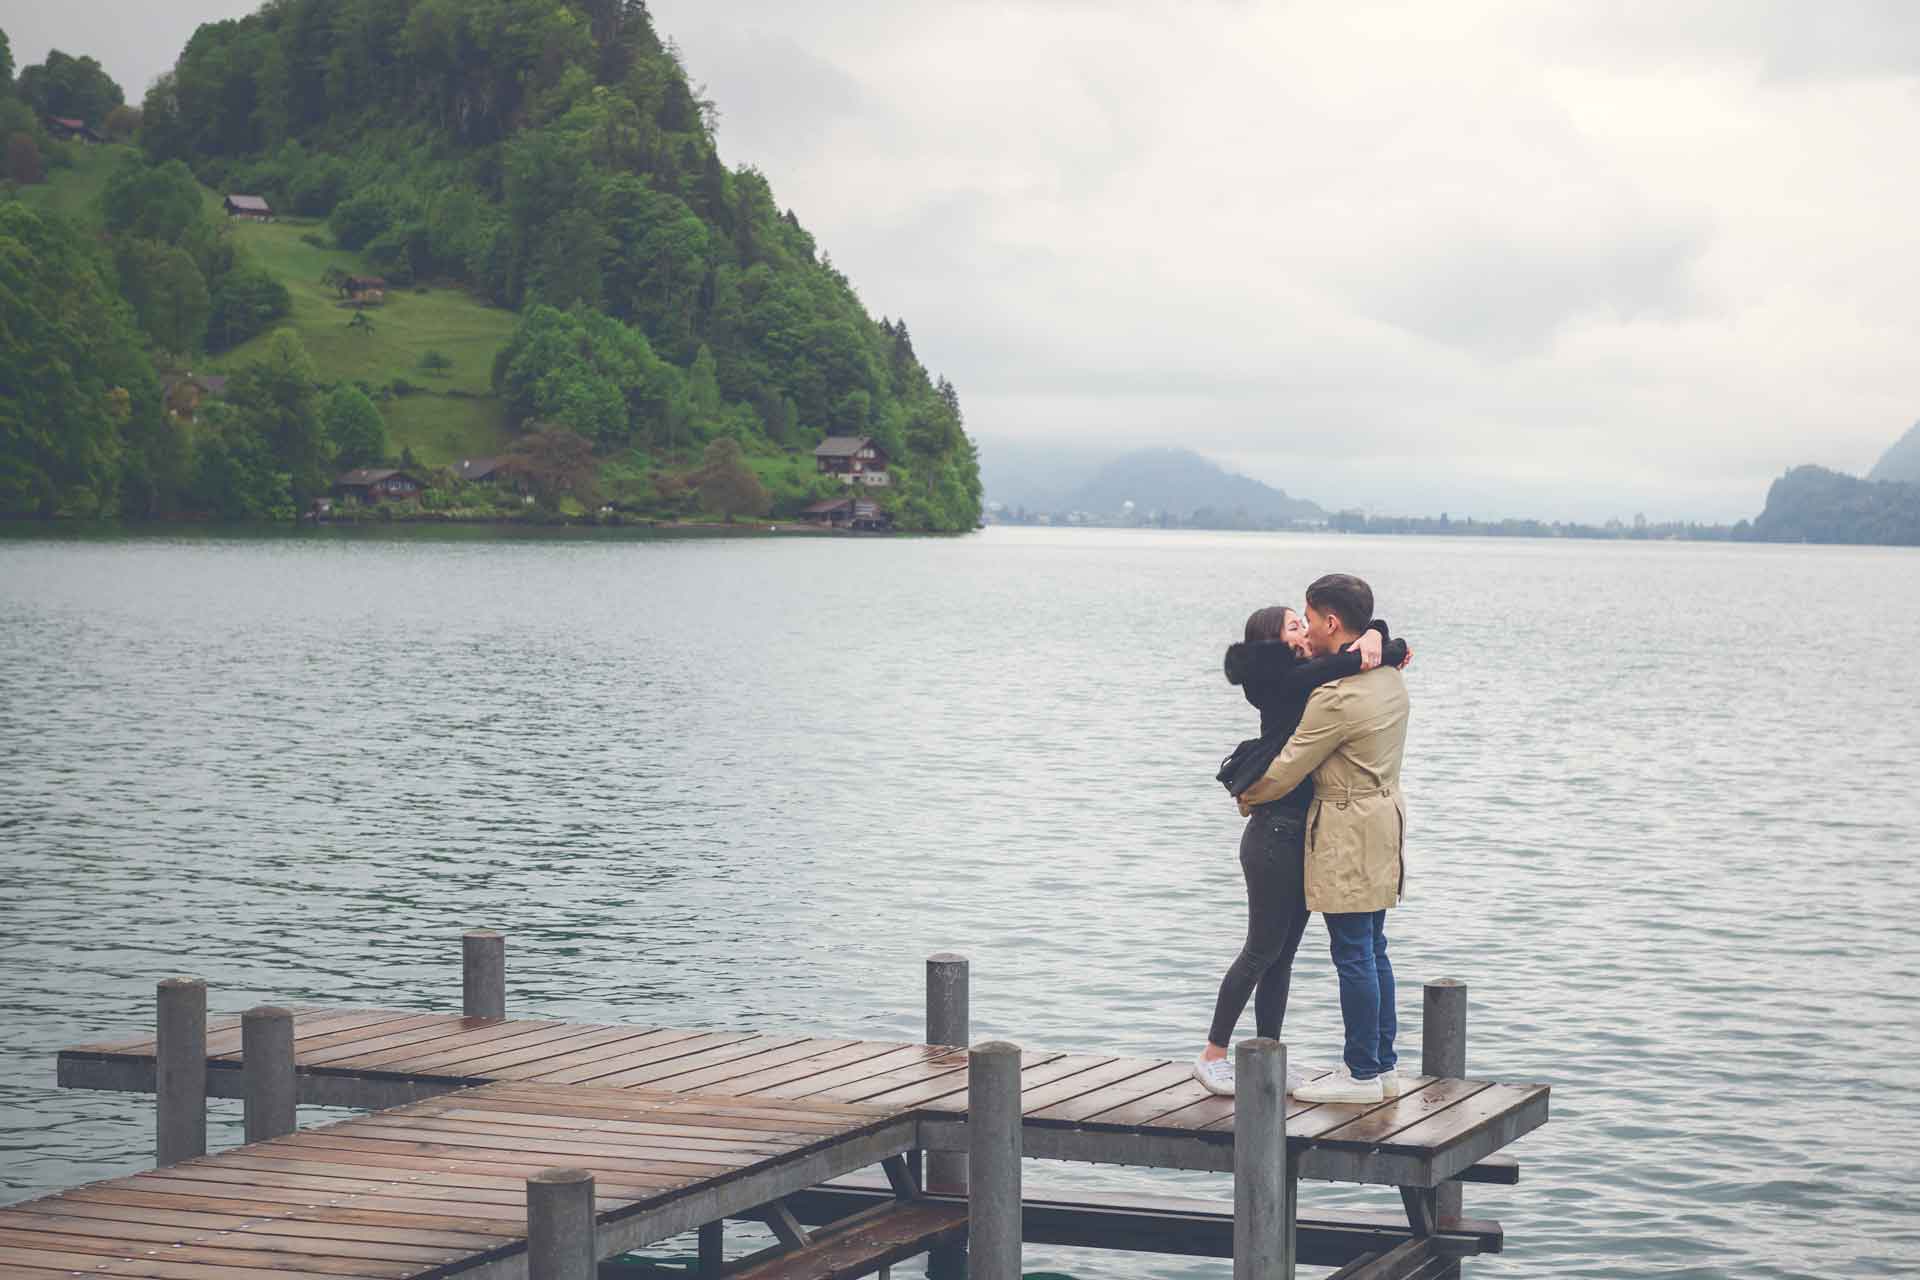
[1244,605,1294,644]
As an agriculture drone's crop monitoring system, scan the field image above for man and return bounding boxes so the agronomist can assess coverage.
[1236,573,1410,1104]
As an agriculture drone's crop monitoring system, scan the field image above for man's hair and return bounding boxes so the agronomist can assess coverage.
[1244,605,1293,644]
[1305,574,1373,635]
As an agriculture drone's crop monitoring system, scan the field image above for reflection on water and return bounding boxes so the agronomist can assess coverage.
[2,525,1917,1278]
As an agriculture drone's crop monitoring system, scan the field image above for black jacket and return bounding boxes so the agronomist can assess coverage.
[1217,621,1407,805]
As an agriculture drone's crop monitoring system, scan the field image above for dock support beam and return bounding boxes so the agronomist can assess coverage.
[242,1005,297,1143]
[1234,1038,1294,1280]
[967,1040,1022,1280]
[464,929,506,1019]
[526,1167,596,1280]
[155,977,206,1167]
[924,954,969,1280]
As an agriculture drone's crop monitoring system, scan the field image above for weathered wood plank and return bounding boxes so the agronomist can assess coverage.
[517,1029,764,1085]
[0,1208,464,1265]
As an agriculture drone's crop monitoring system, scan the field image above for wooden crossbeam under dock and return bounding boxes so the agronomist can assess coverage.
[57,1007,1549,1188]
[0,1082,919,1279]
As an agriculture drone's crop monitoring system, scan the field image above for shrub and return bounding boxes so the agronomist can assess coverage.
[387,377,421,398]
[299,232,329,250]
[330,187,404,251]
[418,350,453,373]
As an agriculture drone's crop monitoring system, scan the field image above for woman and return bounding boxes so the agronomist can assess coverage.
[1192,606,1408,1096]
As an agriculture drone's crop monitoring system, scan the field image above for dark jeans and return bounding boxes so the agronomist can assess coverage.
[1207,805,1311,1048]
[1324,909,1398,1080]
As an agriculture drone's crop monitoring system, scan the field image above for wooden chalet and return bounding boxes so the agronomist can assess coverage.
[814,435,891,486]
[223,193,273,220]
[334,468,428,503]
[801,496,892,531]
[342,274,387,302]
[455,456,507,483]
[159,373,229,422]
[46,116,103,143]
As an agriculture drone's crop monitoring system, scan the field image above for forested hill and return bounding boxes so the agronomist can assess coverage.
[0,2,981,529]
[1747,465,1920,546]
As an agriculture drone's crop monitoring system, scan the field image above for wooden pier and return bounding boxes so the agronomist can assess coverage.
[13,938,1550,1279]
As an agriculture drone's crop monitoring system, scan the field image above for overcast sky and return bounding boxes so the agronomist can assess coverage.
[16,2,1920,520]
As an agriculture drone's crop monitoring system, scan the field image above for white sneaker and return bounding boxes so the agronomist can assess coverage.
[1192,1053,1236,1096]
[1290,1067,1384,1104]
[1379,1067,1407,1098]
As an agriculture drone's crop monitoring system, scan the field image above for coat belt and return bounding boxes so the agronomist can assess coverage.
[1316,783,1393,809]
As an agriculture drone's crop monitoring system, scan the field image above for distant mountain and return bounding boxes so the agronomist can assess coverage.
[974,436,1117,511]
[1867,420,1920,484]
[1747,465,1920,546]
[1057,447,1324,525]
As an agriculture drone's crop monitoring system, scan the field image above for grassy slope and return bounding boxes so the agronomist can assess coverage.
[212,221,515,466]
[14,150,516,468]
[14,142,155,226]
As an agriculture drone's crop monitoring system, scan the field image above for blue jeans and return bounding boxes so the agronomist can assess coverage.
[1324,910,1397,1080]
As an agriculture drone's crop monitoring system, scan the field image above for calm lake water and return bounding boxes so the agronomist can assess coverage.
[1,524,1917,1278]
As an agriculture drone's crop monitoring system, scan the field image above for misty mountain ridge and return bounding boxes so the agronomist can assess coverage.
[1868,419,1920,485]
[985,444,1323,524]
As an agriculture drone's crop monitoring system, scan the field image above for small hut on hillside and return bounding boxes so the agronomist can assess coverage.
[46,117,103,143]
[224,194,273,220]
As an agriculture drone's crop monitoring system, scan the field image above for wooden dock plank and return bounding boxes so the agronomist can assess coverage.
[1308,1078,1490,1146]
[15,1197,504,1252]
[335,1018,582,1071]
[0,1241,384,1280]
[1026,1061,1196,1123]
[586,1034,821,1090]
[707,1038,916,1097]
[0,1209,465,1265]
[0,1224,429,1277]
[516,1029,763,1085]
[738,1043,949,1100]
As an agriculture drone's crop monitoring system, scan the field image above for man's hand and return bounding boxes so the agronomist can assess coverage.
[1237,795,1254,817]
[1351,628,1383,671]
[1399,642,1413,671]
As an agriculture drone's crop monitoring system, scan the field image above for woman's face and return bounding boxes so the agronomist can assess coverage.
[1281,609,1309,657]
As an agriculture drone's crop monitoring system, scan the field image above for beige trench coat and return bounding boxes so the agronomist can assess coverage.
[1237,666,1410,914]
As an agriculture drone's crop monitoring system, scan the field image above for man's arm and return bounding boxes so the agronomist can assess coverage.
[1236,684,1352,809]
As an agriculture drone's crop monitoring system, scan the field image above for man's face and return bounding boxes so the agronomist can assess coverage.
[1303,603,1341,656]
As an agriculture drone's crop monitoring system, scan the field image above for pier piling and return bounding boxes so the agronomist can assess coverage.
[154,976,206,1167]
[242,1005,297,1143]
[967,1040,1023,1280]
[924,953,970,1280]
[1424,980,1468,1222]
[464,929,506,1019]
[526,1166,597,1279]
[1233,1038,1295,1280]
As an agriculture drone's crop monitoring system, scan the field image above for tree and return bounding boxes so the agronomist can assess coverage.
[18,50,123,125]
[4,132,40,186]
[116,239,210,354]
[207,265,291,351]
[227,329,328,505]
[0,27,13,93]
[695,437,767,522]
[501,425,597,510]
[0,204,158,516]
[529,207,611,310]
[103,105,141,141]
[100,160,206,245]
[322,385,388,467]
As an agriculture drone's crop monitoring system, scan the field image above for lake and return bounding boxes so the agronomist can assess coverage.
[1,524,1916,1278]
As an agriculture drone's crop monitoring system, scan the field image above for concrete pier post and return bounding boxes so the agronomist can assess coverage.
[966,1040,1023,1280]
[924,954,970,1280]
[1423,980,1468,1221]
[526,1167,596,1279]
[241,1005,297,1143]
[1233,1038,1294,1280]
[464,930,506,1019]
[155,977,207,1167]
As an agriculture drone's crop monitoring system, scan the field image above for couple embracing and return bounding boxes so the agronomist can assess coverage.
[1194,573,1412,1105]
